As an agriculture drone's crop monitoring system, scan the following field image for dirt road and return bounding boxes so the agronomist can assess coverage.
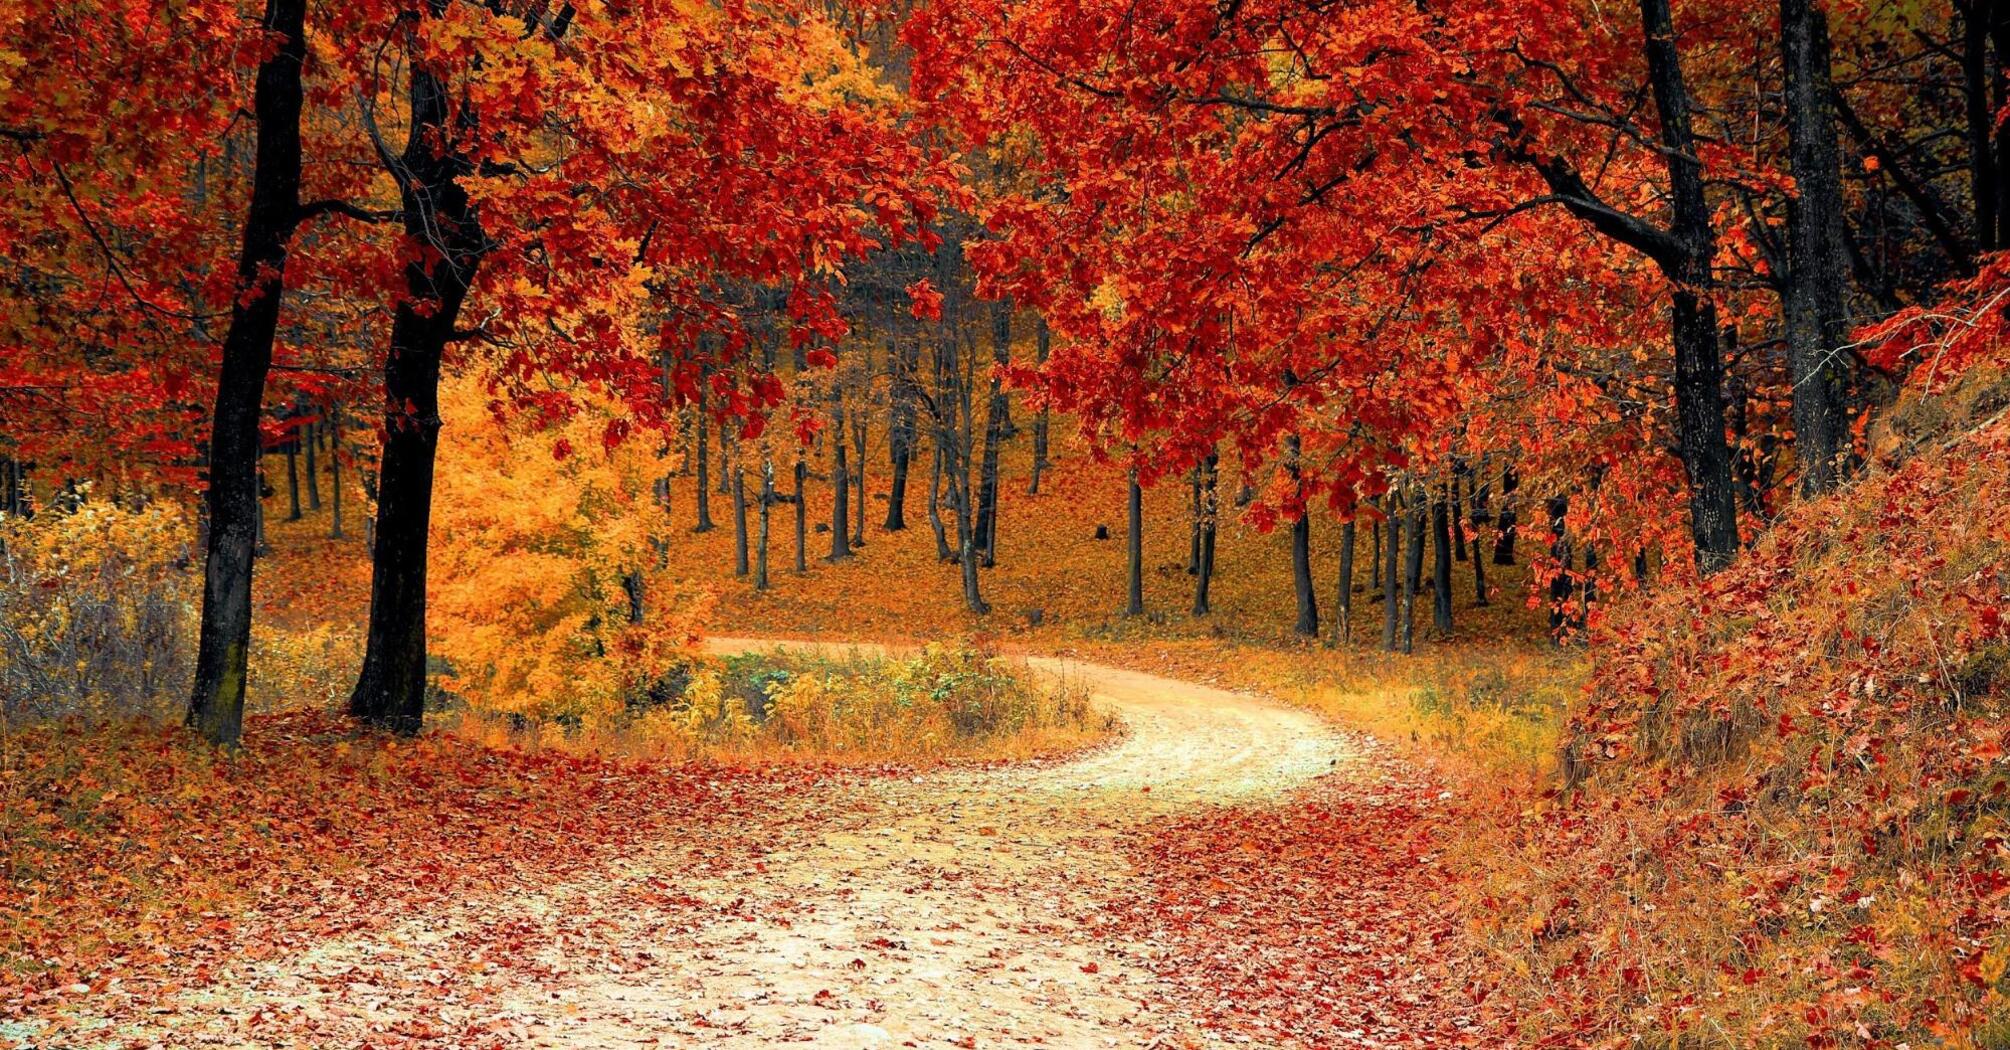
[74,641,1356,1049]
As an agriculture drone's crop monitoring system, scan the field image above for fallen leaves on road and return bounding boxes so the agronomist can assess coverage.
[1114,740,1494,1048]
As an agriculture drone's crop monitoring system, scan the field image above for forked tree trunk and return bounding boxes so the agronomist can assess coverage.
[348,0,490,735]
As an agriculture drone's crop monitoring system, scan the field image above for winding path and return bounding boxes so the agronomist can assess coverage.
[108,641,1358,1049]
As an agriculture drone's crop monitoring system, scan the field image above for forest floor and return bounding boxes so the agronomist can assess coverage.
[32,640,1475,1049]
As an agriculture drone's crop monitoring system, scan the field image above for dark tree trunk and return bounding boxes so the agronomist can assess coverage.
[851,410,867,550]
[283,437,302,521]
[975,305,1009,567]
[693,384,715,533]
[884,339,916,530]
[1124,469,1145,617]
[828,393,852,561]
[328,402,344,538]
[731,440,749,578]
[1431,492,1454,637]
[755,457,772,590]
[1640,0,1741,573]
[1965,0,1999,251]
[1371,517,1383,592]
[1781,0,1853,495]
[1193,451,1217,616]
[349,0,487,735]
[303,420,321,510]
[1285,440,1317,637]
[1333,519,1356,647]
[1187,466,1203,575]
[188,0,308,748]
[793,456,808,573]
[1493,464,1518,565]
[1026,319,1051,495]
[1381,498,1401,652]
[928,441,953,562]
[1401,498,1425,654]
[1548,495,1574,635]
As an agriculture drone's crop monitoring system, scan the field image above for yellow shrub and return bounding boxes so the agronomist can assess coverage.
[428,376,707,730]
[0,494,195,721]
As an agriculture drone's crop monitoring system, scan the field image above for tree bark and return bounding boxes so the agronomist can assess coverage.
[1431,490,1454,637]
[1401,497,1425,654]
[731,438,749,577]
[828,391,852,561]
[1780,0,1853,494]
[755,456,772,590]
[793,455,808,573]
[974,304,1009,567]
[303,418,321,510]
[1026,319,1052,495]
[1640,0,1741,572]
[1124,468,1145,617]
[1965,0,1999,251]
[1382,497,1401,652]
[1288,449,1317,639]
[283,436,302,521]
[1192,451,1217,616]
[693,383,715,533]
[884,338,916,530]
[187,0,308,748]
[1493,463,1518,565]
[348,0,488,734]
[328,401,344,539]
[1333,519,1356,647]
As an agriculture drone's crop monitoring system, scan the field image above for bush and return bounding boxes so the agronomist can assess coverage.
[0,497,194,722]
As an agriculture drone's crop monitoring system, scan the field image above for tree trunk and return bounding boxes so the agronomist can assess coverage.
[1401,497,1425,654]
[1193,451,1217,616]
[828,392,852,561]
[884,339,916,530]
[850,410,867,550]
[1780,0,1853,495]
[1493,464,1518,565]
[1125,468,1145,617]
[1965,0,1999,251]
[1431,491,1454,637]
[303,419,321,510]
[1548,495,1574,635]
[348,0,486,734]
[1027,319,1051,495]
[1187,467,1203,575]
[1287,437,1317,637]
[1640,0,1742,573]
[187,0,308,748]
[731,440,749,578]
[975,304,1009,567]
[928,441,953,562]
[1382,497,1401,652]
[755,457,772,590]
[283,436,302,521]
[1371,518,1383,592]
[693,385,715,533]
[328,402,344,539]
[1333,519,1356,647]
[793,455,808,573]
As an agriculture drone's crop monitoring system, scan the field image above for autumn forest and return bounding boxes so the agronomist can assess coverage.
[2,0,2008,1046]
